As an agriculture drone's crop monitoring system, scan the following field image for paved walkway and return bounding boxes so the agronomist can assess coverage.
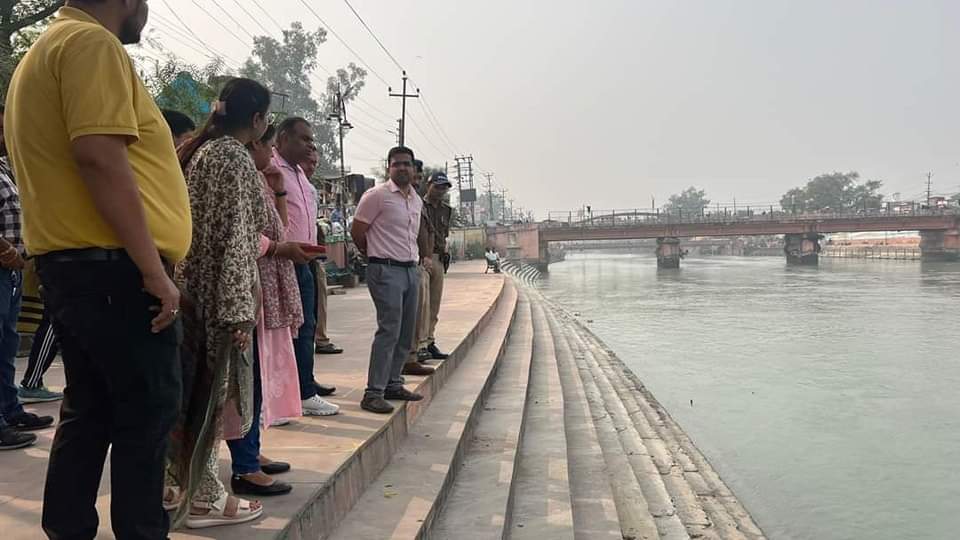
[0,261,503,540]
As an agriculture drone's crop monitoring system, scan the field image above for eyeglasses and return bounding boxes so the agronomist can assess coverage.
[390,160,413,168]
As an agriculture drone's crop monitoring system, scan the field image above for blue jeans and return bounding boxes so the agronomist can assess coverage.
[0,269,23,428]
[227,334,262,475]
[293,263,318,400]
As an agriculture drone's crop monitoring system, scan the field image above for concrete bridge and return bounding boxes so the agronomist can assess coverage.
[486,208,960,269]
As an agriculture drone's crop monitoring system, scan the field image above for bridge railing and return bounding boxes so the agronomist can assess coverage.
[543,206,960,229]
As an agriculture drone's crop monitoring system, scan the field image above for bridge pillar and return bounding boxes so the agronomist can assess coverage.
[784,233,821,265]
[656,237,682,269]
[919,229,960,262]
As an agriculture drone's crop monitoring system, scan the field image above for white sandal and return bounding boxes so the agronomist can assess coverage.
[186,493,263,529]
[163,486,181,512]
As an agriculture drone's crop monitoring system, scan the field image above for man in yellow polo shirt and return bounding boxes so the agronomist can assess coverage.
[6,1,191,538]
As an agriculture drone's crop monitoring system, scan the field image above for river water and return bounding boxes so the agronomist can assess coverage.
[537,252,960,540]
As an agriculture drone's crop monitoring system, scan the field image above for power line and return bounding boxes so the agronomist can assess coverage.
[189,0,249,47]
[355,95,394,122]
[340,0,404,72]
[248,0,285,32]
[208,0,255,39]
[156,0,230,62]
[149,25,244,69]
[417,91,460,154]
[296,0,391,87]
[150,14,243,65]
[405,108,448,160]
[415,100,457,155]
[229,0,273,36]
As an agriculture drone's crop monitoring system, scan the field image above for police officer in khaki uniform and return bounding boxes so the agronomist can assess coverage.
[416,172,454,360]
[403,161,436,376]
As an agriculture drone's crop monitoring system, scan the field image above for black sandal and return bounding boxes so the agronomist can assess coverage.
[231,475,293,496]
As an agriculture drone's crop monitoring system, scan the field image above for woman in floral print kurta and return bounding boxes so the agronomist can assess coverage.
[167,78,272,529]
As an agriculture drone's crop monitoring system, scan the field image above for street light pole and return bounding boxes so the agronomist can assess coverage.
[329,84,353,269]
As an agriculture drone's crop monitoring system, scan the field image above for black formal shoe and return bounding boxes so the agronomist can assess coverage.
[231,475,293,496]
[416,349,433,363]
[0,427,36,450]
[315,343,344,354]
[427,343,449,360]
[315,383,337,397]
[360,396,394,414]
[7,411,54,431]
[384,387,424,401]
[260,461,291,475]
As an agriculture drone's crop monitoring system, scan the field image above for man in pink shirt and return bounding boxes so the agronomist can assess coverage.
[273,117,339,417]
[351,146,427,414]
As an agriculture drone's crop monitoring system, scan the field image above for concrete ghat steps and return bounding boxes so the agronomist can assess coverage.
[502,300,574,539]
[327,281,519,540]
[549,305,683,540]
[544,292,766,540]
[565,319,765,539]
[429,292,535,539]
[324,277,763,540]
[544,305,641,540]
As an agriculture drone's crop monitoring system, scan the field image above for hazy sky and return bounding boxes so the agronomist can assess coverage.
[153,0,959,217]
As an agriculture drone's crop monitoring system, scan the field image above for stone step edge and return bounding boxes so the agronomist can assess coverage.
[556,306,690,540]
[542,300,624,540]
[542,296,661,540]
[501,300,575,538]
[562,315,724,540]
[324,280,520,540]
[430,292,536,539]
[279,276,511,540]
[546,297,766,539]
[411,281,522,539]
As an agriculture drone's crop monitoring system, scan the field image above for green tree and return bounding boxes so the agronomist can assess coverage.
[779,171,883,213]
[0,1,63,97]
[663,186,710,216]
[240,22,367,173]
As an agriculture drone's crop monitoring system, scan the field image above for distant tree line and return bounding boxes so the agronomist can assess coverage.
[664,171,885,216]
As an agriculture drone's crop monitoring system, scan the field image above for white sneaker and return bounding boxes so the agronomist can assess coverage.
[270,418,291,427]
[302,395,340,416]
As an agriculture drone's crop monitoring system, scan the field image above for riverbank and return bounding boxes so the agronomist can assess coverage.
[537,252,960,540]
[2,261,764,539]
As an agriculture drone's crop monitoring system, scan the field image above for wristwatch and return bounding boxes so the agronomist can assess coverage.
[274,191,288,197]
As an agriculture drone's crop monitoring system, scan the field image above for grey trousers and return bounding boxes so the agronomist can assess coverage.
[365,263,420,398]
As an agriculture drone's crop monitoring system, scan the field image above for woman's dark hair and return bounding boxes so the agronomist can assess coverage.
[246,124,276,150]
[162,109,195,138]
[177,77,271,169]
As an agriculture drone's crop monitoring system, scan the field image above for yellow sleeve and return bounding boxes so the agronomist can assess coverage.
[59,31,139,142]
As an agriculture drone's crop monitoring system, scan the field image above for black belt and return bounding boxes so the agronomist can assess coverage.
[37,248,173,273]
[367,257,416,268]
[38,248,130,264]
